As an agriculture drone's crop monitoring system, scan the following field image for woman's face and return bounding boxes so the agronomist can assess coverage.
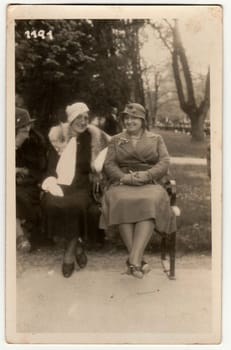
[70,112,89,134]
[123,115,143,134]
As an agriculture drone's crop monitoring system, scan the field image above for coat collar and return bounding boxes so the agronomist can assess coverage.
[49,123,111,164]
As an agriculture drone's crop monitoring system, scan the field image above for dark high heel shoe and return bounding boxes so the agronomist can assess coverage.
[75,238,88,269]
[62,262,75,278]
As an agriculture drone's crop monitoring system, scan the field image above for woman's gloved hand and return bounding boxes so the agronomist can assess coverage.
[42,176,64,197]
[48,184,64,197]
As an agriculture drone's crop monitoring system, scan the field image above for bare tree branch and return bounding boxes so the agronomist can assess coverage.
[163,18,174,31]
[151,23,173,54]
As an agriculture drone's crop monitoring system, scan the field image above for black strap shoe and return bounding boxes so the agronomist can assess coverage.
[62,262,75,278]
[75,238,88,269]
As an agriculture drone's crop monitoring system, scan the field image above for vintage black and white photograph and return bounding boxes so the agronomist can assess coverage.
[6,4,222,344]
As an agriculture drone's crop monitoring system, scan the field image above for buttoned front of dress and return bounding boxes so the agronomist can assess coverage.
[104,130,170,183]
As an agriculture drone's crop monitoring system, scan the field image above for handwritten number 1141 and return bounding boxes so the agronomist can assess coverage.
[24,30,53,40]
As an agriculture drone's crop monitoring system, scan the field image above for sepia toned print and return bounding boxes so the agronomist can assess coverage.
[6,4,222,344]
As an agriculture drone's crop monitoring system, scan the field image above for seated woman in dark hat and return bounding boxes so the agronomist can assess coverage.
[42,102,110,278]
[16,107,47,252]
[100,103,176,279]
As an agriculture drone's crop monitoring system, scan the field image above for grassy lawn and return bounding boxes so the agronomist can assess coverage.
[171,163,211,252]
[151,129,210,158]
[149,163,211,252]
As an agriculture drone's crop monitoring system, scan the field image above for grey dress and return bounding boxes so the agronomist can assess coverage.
[100,130,176,234]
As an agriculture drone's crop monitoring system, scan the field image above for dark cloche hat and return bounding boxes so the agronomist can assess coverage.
[15,108,35,129]
[121,103,146,120]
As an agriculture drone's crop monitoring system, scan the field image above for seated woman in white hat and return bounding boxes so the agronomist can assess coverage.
[42,102,110,278]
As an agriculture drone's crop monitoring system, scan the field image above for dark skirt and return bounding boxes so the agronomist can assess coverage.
[42,186,91,240]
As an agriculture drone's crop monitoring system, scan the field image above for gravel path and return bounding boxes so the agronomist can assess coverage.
[14,250,214,344]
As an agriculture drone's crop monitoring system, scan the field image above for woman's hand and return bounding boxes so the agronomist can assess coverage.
[133,171,151,184]
[120,173,133,185]
[120,171,151,186]
[48,184,64,197]
[16,167,30,184]
[41,176,64,197]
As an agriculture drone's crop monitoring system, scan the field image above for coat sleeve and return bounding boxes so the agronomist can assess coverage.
[43,146,59,179]
[103,137,125,182]
[147,135,170,181]
[100,129,112,148]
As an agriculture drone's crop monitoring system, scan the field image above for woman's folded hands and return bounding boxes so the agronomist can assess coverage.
[120,171,151,186]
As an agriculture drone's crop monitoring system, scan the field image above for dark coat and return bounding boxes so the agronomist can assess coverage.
[42,129,106,244]
[16,128,47,222]
[103,114,121,136]
[16,128,47,185]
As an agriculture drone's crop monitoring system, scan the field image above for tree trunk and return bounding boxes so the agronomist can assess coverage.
[171,20,209,142]
[190,113,205,141]
[152,19,210,142]
[152,72,160,126]
[145,90,157,127]
[125,20,145,105]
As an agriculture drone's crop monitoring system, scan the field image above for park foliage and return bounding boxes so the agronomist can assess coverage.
[16,19,209,141]
[15,19,144,130]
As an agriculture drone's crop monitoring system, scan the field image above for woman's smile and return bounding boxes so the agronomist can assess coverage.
[124,115,143,135]
[70,112,89,134]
